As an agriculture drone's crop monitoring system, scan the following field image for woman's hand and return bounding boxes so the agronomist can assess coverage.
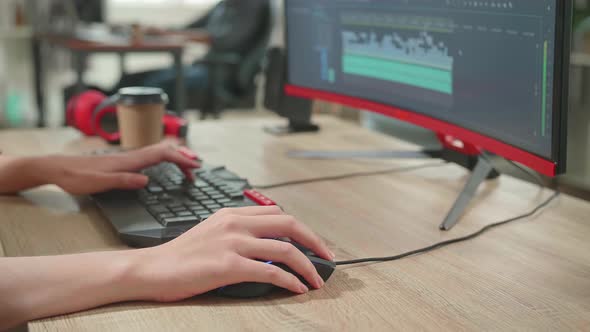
[40,143,200,195]
[0,206,334,329]
[0,142,199,195]
[134,206,336,302]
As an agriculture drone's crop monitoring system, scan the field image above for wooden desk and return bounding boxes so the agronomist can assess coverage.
[1,116,589,331]
[33,32,188,126]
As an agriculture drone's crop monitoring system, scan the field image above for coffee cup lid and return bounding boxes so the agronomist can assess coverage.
[117,87,169,105]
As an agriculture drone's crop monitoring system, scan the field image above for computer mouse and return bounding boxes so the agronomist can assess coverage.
[216,241,336,298]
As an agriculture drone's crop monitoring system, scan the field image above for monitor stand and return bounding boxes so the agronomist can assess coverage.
[287,135,500,231]
[264,119,320,136]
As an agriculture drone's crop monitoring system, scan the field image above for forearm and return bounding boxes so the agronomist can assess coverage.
[0,250,152,330]
[0,156,46,194]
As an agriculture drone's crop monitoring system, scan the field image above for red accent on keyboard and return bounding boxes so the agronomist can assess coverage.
[244,190,276,206]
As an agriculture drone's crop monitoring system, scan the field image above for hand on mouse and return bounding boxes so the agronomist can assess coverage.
[0,142,200,195]
[132,206,336,302]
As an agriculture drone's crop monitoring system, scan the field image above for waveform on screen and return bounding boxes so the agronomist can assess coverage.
[341,30,454,94]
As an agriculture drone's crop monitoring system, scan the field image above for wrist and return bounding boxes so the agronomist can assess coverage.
[0,156,49,194]
[120,247,166,301]
[110,248,157,302]
[21,156,50,187]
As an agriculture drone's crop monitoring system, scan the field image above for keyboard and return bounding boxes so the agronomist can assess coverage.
[93,162,276,248]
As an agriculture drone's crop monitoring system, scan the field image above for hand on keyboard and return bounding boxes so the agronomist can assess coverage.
[131,206,335,302]
[42,142,200,195]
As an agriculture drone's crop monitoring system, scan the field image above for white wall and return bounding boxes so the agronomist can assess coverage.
[105,0,219,27]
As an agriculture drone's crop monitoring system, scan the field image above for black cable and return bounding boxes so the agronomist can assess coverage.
[252,161,448,190]
[335,190,559,265]
[335,157,559,266]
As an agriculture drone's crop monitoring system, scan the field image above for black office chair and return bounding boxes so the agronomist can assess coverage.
[188,2,272,119]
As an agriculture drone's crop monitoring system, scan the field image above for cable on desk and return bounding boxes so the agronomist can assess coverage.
[335,190,559,266]
[335,157,560,266]
[252,161,449,190]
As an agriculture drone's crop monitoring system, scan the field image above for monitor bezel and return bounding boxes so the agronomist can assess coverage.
[283,0,572,176]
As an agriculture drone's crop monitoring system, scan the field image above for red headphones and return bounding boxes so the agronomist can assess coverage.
[66,90,188,144]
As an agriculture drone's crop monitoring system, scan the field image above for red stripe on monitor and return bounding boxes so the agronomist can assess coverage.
[285,84,556,177]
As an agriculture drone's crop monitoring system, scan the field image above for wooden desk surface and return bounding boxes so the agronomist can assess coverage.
[1,116,589,331]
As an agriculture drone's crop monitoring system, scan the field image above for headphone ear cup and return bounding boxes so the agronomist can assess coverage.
[66,90,107,136]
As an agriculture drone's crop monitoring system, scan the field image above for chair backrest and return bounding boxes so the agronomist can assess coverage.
[234,6,272,94]
[203,0,272,96]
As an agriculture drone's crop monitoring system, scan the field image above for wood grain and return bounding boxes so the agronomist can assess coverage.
[0,116,589,331]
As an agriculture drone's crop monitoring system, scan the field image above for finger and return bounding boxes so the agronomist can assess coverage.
[178,146,199,161]
[241,215,334,261]
[70,171,148,194]
[109,144,200,175]
[160,147,201,181]
[218,205,285,217]
[238,238,323,289]
[236,258,309,294]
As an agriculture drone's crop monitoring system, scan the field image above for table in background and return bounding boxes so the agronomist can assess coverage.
[33,32,187,127]
[0,116,589,331]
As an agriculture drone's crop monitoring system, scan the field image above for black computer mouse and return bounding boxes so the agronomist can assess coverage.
[216,241,336,298]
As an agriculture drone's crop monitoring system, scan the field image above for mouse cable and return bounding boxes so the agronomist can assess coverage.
[335,158,560,266]
[251,161,449,190]
[334,191,559,266]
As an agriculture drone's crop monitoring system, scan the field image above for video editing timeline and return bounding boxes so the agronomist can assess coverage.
[287,0,557,158]
[340,14,455,95]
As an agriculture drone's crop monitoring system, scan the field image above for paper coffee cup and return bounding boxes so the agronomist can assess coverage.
[116,87,167,149]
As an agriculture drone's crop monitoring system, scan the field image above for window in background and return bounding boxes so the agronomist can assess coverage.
[106,0,219,26]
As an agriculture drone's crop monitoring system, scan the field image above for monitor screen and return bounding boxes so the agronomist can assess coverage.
[285,0,570,173]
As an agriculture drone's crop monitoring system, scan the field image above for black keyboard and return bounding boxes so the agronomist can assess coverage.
[93,162,277,247]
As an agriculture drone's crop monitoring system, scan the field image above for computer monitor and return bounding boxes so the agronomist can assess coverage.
[284,0,572,177]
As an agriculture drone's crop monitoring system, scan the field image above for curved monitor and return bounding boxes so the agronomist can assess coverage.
[284,0,572,176]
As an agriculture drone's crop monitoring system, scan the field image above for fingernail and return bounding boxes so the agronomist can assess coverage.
[330,250,336,260]
[130,175,148,186]
[299,284,309,294]
[316,275,324,288]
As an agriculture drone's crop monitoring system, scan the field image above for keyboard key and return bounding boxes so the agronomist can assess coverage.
[194,208,210,214]
[158,193,174,204]
[197,213,212,219]
[202,200,216,205]
[148,205,169,214]
[216,198,231,203]
[157,212,175,219]
[194,180,208,188]
[161,216,200,226]
[171,206,188,212]
[206,204,221,211]
[176,211,194,217]
[164,185,182,191]
[210,194,225,200]
[147,186,164,193]
[223,202,239,207]
[229,192,244,199]
[167,203,183,208]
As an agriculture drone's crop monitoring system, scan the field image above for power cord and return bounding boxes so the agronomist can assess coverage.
[251,161,449,190]
[334,161,560,266]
